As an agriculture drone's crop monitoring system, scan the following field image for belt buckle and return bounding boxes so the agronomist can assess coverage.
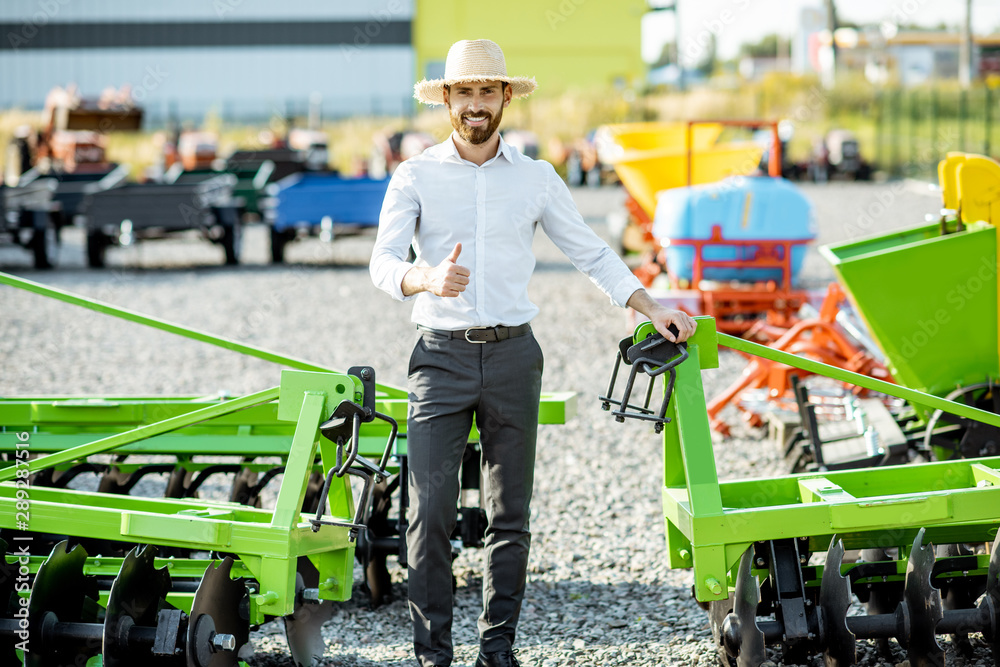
[464,327,490,343]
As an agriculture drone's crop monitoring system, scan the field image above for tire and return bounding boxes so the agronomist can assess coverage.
[270,227,291,264]
[86,230,111,269]
[923,382,1000,460]
[31,215,58,270]
[221,219,242,265]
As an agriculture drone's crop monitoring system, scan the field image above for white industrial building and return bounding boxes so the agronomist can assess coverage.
[0,0,416,122]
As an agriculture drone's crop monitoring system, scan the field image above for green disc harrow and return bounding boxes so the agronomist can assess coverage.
[0,272,575,666]
[604,318,1000,667]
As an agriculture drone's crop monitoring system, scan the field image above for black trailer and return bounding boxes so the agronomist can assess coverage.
[78,173,243,268]
[19,164,129,229]
[0,179,60,269]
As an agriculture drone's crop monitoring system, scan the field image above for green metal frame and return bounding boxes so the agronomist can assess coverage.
[1,370,360,624]
[0,268,577,631]
[820,221,999,414]
[646,317,1000,602]
[0,392,576,461]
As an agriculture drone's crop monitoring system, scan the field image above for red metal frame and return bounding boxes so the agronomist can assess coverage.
[667,224,805,292]
[654,223,813,334]
[705,283,895,435]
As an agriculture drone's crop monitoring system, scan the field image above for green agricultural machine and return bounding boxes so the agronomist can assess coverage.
[0,272,575,666]
[602,158,1000,665]
[605,320,999,666]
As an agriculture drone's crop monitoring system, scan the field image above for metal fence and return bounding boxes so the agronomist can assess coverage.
[874,87,999,178]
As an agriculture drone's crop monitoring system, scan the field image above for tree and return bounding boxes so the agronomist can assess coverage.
[740,34,780,59]
[651,41,677,69]
[696,33,718,76]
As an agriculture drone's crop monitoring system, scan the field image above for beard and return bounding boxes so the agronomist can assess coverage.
[448,104,504,145]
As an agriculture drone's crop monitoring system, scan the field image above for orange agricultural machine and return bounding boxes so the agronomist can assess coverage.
[705,283,894,435]
[604,120,821,335]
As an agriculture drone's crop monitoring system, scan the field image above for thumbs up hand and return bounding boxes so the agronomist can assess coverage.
[427,242,470,297]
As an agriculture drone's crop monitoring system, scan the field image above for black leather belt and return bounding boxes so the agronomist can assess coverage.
[419,323,532,343]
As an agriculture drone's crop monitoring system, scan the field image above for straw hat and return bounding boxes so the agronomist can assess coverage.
[414,39,537,106]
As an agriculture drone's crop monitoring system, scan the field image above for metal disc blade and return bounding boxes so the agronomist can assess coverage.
[903,528,944,667]
[284,600,334,667]
[733,547,766,667]
[26,541,101,667]
[0,538,20,665]
[186,558,249,667]
[820,537,856,667]
[708,597,737,667]
[103,544,174,667]
[986,530,1000,665]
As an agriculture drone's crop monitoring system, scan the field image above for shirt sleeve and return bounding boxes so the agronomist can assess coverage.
[370,164,419,302]
[538,163,643,308]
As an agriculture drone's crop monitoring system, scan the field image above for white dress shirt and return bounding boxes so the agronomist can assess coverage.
[370,133,643,330]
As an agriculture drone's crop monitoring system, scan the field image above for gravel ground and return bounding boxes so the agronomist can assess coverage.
[3,180,987,667]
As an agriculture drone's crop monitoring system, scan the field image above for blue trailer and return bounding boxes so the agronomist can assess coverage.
[264,172,389,263]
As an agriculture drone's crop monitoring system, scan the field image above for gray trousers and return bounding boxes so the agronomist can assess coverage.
[406,329,543,667]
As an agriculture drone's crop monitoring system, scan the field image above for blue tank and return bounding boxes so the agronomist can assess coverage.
[652,175,815,285]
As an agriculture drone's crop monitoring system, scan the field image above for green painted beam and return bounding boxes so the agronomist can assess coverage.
[0,271,407,398]
[718,332,1000,428]
[272,392,324,530]
[0,392,572,431]
[11,554,256,585]
[0,487,352,558]
[0,387,279,482]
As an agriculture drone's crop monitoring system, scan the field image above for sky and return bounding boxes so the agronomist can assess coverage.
[642,0,1000,65]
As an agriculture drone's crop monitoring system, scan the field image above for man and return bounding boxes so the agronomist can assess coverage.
[370,39,696,667]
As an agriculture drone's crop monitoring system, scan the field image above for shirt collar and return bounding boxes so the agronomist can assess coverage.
[434,132,513,166]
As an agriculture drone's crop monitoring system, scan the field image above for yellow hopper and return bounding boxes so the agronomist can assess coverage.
[610,142,765,218]
[595,122,723,156]
[595,121,766,218]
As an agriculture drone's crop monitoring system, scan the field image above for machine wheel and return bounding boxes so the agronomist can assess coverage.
[31,216,59,269]
[86,230,111,268]
[923,382,1000,460]
[270,228,292,264]
[221,220,242,265]
[212,206,242,266]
